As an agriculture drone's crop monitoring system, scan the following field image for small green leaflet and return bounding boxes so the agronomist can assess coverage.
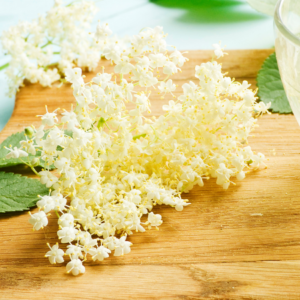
[133,133,147,140]
[257,52,292,114]
[97,117,106,128]
[0,131,48,169]
[0,172,49,213]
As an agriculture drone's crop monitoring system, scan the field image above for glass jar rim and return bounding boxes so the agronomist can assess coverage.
[274,0,300,46]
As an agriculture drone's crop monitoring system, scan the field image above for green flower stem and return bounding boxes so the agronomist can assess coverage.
[59,78,67,83]
[19,158,40,176]
[0,62,9,71]
[55,210,60,218]
[43,62,59,71]
[28,165,40,176]
[41,40,52,49]
[0,41,59,72]
[66,0,77,6]
[163,75,170,82]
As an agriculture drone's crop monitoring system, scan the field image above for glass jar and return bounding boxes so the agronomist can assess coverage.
[247,0,277,16]
[274,0,300,125]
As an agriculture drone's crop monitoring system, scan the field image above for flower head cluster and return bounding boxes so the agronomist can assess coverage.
[1,0,103,95]
[4,22,269,275]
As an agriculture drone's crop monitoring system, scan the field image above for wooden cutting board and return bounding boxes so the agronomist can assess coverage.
[1,49,300,300]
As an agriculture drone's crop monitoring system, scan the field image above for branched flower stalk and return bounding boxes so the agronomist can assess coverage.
[3,1,271,276]
[0,0,108,95]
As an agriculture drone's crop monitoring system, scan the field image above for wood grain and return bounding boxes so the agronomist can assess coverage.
[1,49,300,300]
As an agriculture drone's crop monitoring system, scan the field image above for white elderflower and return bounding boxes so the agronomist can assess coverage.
[158,79,176,96]
[37,195,55,213]
[170,50,188,67]
[212,42,227,59]
[61,110,79,130]
[57,226,78,243]
[90,246,111,261]
[95,22,112,39]
[1,1,100,95]
[147,212,163,227]
[163,61,179,75]
[174,198,190,212]
[250,153,266,168]
[58,213,74,228]
[53,194,67,212]
[255,102,271,115]
[65,68,84,86]
[45,243,64,264]
[103,236,117,251]
[135,93,150,112]
[5,146,28,159]
[216,163,234,190]
[54,157,71,173]
[39,171,58,188]
[114,236,132,256]
[66,259,85,276]
[162,100,182,113]
[20,138,36,155]
[34,125,45,140]
[122,172,141,187]
[37,107,59,127]
[66,245,83,259]
[29,211,48,230]
[22,34,267,276]
[114,56,133,74]
[149,53,166,68]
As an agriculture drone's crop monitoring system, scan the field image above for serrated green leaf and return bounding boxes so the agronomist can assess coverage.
[0,129,72,170]
[0,172,49,213]
[0,131,51,169]
[257,52,292,114]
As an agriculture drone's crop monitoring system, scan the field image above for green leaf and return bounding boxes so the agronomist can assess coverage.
[0,129,72,170]
[0,129,75,170]
[257,52,292,114]
[0,131,50,169]
[0,172,49,213]
[64,130,73,138]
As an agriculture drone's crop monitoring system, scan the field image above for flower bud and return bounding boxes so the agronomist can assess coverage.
[25,127,34,137]
[31,157,40,167]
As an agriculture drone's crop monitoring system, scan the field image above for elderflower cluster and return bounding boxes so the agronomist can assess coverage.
[1,0,109,95]
[5,24,269,275]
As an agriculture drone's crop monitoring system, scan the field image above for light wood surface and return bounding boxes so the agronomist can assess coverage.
[1,49,300,300]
